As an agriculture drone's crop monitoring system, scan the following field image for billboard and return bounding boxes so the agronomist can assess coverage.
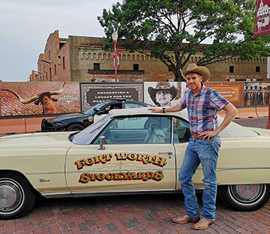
[254,0,270,36]
[0,81,80,117]
[80,83,144,112]
[144,82,184,107]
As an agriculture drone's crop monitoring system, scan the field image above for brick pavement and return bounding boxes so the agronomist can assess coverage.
[0,193,269,234]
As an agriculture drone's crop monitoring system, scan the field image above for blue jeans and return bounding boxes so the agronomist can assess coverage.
[179,136,221,221]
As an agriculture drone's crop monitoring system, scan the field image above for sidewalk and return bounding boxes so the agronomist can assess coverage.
[235,106,269,119]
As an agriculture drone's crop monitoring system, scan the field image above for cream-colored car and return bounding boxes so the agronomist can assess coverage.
[0,108,269,219]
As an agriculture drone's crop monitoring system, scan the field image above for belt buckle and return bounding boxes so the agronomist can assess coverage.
[192,135,204,140]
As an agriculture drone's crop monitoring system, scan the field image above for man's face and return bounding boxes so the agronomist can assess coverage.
[155,90,172,106]
[185,73,203,93]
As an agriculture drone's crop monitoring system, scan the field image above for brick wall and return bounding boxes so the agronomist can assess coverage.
[32,31,268,83]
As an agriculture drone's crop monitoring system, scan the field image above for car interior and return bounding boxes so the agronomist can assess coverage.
[93,116,191,145]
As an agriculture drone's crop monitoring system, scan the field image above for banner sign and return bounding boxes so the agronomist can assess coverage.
[254,0,270,36]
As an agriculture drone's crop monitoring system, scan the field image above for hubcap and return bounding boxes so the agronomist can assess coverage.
[230,184,265,203]
[0,180,23,213]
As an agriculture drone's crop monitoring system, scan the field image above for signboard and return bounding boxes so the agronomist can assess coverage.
[254,0,270,36]
[80,83,144,112]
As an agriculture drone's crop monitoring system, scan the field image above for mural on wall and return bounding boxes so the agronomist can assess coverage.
[80,83,144,112]
[205,82,244,107]
[0,82,80,117]
[244,82,270,107]
[144,82,184,107]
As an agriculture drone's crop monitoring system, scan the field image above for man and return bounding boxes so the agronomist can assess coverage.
[148,82,178,106]
[150,63,237,230]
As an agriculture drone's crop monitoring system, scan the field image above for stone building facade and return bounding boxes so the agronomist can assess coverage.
[30,30,268,82]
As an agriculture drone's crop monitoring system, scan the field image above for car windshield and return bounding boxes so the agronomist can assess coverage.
[84,103,107,115]
[71,114,111,144]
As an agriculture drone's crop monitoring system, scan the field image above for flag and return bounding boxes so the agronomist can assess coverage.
[254,0,270,36]
[113,47,120,70]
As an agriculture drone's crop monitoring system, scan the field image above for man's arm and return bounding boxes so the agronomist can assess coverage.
[149,103,183,113]
[200,102,238,140]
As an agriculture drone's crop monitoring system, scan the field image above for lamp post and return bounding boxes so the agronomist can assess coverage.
[112,31,119,82]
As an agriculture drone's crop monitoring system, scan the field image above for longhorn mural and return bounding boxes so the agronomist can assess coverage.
[1,82,65,114]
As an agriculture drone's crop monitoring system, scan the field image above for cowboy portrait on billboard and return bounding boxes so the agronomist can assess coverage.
[144,82,182,107]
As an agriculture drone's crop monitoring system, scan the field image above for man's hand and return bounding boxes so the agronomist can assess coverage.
[200,130,218,141]
[148,107,162,113]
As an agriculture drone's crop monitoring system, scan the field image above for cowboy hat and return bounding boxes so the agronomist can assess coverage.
[183,63,211,82]
[148,82,177,106]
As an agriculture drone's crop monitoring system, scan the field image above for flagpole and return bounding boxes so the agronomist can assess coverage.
[112,31,118,83]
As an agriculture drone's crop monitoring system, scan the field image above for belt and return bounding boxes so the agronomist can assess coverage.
[192,135,206,140]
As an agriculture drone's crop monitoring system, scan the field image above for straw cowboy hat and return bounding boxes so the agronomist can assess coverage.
[183,63,211,82]
[148,82,177,106]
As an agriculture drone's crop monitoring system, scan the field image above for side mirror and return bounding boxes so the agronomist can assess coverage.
[98,136,106,150]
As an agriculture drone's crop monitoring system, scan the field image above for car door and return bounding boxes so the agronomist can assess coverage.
[66,115,177,194]
[93,115,177,192]
[66,117,122,193]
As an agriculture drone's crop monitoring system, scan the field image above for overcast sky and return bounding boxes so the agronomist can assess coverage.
[0,0,120,82]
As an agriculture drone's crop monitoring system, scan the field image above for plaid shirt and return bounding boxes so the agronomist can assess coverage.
[180,86,229,136]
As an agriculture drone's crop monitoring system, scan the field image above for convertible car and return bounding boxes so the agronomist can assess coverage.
[0,108,270,219]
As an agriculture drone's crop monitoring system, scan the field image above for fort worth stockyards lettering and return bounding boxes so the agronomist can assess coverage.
[75,152,167,184]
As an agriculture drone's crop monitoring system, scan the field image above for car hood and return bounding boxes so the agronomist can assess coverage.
[49,113,86,122]
[247,127,270,136]
[0,132,73,149]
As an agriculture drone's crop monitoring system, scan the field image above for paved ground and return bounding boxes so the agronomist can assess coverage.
[0,194,269,234]
[1,117,270,234]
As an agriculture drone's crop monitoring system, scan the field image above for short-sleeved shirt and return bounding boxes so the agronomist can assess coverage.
[180,86,229,136]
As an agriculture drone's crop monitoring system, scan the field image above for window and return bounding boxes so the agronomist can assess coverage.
[63,57,65,70]
[229,66,234,73]
[54,64,57,75]
[49,68,52,81]
[256,66,260,73]
[124,103,145,108]
[94,116,171,144]
[133,64,139,71]
[172,117,191,143]
[94,63,100,71]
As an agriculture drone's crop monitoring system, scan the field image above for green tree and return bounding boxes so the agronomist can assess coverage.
[98,0,270,81]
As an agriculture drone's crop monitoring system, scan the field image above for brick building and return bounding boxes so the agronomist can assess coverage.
[30,30,268,82]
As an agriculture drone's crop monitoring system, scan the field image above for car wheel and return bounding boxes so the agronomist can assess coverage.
[219,184,270,211]
[66,124,84,131]
[0,174,36,219]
